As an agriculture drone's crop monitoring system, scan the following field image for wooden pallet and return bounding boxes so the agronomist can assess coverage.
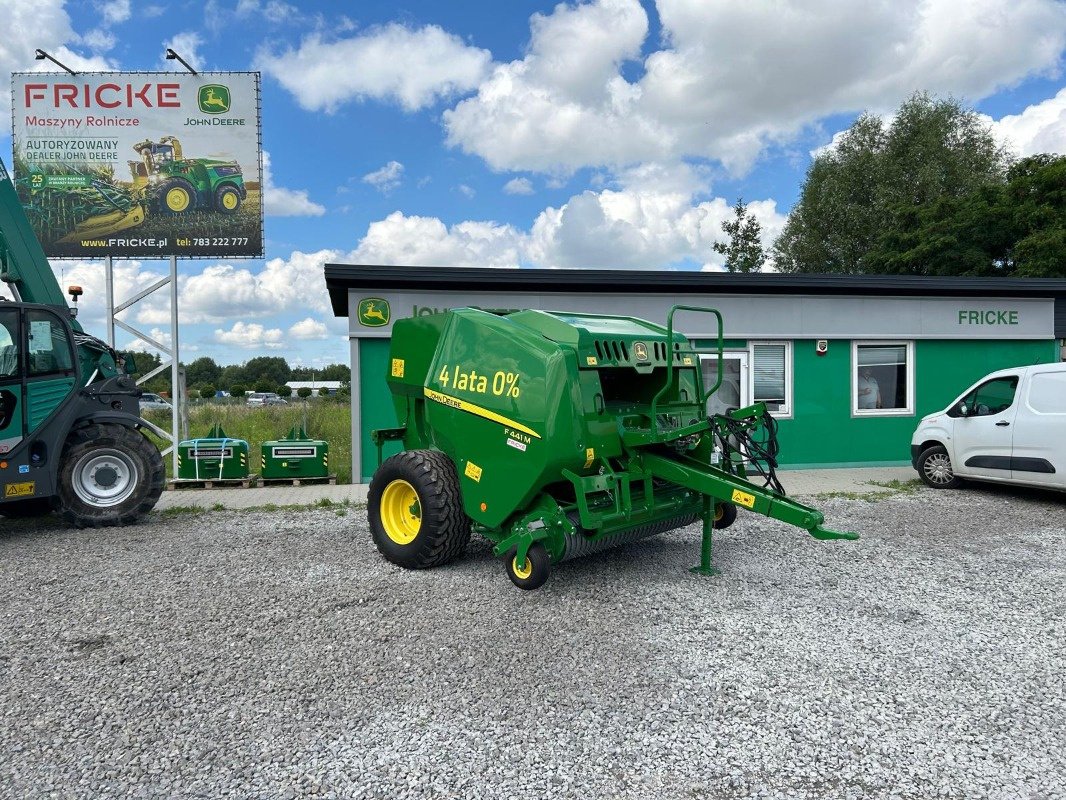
[166,474,259,490]
[258,474,337,487]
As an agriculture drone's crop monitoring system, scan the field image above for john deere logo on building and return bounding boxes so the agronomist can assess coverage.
[198,85,231,114]
[358,298,390,327]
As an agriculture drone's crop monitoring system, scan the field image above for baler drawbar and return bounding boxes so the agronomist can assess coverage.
[369,304,857,590]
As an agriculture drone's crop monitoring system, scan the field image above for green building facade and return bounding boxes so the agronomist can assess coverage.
[325,267,1066,483]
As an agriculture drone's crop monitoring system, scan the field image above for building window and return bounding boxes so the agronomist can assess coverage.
[749,342,791,417]
[853,341,914,416]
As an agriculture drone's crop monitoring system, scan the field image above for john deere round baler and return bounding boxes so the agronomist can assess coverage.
[369,305,856,590]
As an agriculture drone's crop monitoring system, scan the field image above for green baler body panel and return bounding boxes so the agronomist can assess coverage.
[386,308,704,530]
[177,436,250,480]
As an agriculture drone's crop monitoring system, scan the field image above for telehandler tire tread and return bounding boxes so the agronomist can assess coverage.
[369,449,471,569]
[57,423,165,528]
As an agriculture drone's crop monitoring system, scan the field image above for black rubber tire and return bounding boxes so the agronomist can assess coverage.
[57,424,165,528]
[214,184,242,215]
[917,444,961,489]
[0,498,56,519]
[713,501,738,530]
[158,178,196,215]
[368,450,470,569]
[504,542,550,591]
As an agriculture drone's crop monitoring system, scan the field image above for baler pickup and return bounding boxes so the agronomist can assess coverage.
[369,304,857,590]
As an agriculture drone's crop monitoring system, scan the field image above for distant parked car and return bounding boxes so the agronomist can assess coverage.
[246,392,288,407]
[139,392,173,412]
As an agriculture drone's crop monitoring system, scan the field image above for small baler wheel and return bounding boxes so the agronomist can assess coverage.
[504,542,550,591]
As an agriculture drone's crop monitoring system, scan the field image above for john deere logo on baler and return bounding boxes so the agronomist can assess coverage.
[198,85,231,114]
[358,298,390,327]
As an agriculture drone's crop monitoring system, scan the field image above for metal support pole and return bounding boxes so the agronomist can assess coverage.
[170,255,179,478]
[104,256,115,348]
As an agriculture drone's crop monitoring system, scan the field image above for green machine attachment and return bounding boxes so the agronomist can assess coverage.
[261,425,330,480]
[369,305,857,590]
[177,424,249,481]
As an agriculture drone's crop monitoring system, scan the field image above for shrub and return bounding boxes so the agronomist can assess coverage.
[254,380,274,393]
[277,384,293,397]
[296,387,313,399]
[318,386,330,396]
[230,384,247,399]
[200,385,216,400]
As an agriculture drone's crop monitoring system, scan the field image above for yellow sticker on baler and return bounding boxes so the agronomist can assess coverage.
[464,461,483,482]
[584,448,595,468]
[731,488,756,509]
[391,358,405,378]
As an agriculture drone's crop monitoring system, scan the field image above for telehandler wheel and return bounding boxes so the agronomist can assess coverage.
[0,498,55,519]
[369,450,471,569]
[214,185,242,215]
[57,424,165,528]
[504,543,550,591]
[713,501,737,530]
[159,179,195,214]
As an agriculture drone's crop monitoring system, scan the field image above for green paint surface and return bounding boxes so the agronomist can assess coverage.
[359,338,402,480]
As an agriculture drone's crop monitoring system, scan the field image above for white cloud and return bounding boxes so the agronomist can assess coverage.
[162,31,204,71]
[81,29,117,53]
[503,177,534,195]
[99,0,131,25]
[989,88,1066,156]
[214,321,285,349]
[262,151,326,216]
[288,318,329,340]
[363,161,404,192]
[236,0,296,23]
[445,0,1066,175]
[458,184,475,198]
[352,212,524,267]
[259,24,492,112]
[350,163,785,271]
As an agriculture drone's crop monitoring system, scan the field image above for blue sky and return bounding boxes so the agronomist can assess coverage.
[2,0,1065,369]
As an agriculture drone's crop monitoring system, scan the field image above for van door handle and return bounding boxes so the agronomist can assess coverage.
[995,421,1010,427]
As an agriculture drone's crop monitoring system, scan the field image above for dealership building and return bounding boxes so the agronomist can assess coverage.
[324,265,1066,483]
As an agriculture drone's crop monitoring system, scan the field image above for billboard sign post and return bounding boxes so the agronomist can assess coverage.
[11,72,263,259]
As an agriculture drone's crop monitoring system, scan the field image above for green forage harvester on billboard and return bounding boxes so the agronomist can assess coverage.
[10,72,263,259]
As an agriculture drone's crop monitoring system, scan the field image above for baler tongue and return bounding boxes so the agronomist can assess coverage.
[808,525,860,541]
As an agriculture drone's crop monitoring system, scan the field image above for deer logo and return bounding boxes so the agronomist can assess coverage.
[358,298,391,327]
[197,85,231,115]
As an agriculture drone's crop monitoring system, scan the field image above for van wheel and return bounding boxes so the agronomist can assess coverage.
[917,445,961,489]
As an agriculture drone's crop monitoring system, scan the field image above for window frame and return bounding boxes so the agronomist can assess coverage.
[851,340,915,418]
[747,340,793,419]
[24,308,76,377]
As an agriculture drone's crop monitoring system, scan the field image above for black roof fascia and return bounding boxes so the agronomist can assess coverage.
[325,264,1066,325]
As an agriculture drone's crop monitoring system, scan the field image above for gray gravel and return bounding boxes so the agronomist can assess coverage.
[1,486,1064,799]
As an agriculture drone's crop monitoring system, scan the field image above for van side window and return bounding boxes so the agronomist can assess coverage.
[966,376,1018,416]
[1028,372,1066,414]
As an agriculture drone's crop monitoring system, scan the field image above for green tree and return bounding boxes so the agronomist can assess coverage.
[254,379,274,393]
[774,93,1011,274]
[713,199,766,272]
[243,356,291,387]
[297,387,313,399]
[277,384,293,397]
[200,385,217,400]
[318,386,330,396]
[186,356,222,388]
[230,384,247,399]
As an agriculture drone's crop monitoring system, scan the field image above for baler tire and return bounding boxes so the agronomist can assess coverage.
[369,450,471,569]
[57,423,165,528]
[505,543,550,591]
[713,502,737,530]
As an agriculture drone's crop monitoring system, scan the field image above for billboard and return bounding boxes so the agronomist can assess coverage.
[11,72,263,259]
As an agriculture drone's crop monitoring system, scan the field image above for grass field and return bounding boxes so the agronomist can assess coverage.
[142,398,353,483]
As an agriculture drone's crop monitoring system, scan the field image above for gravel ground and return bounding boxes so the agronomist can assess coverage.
[1,486,1064,799]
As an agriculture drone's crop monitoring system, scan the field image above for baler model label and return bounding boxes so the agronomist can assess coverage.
[437,365,521,398]
[731,488,756,508]
[464,461,483,482]
[4,481,35,498]
[423,388,541,439]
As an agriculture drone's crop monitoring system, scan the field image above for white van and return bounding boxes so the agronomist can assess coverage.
[911,362,1066,492]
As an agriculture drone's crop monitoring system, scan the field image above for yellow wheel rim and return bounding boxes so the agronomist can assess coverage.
[166,188,190,211]
[714,505,724,522]
[221,191,238,210]
[380,479,421,545]
[512,555,533,580]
